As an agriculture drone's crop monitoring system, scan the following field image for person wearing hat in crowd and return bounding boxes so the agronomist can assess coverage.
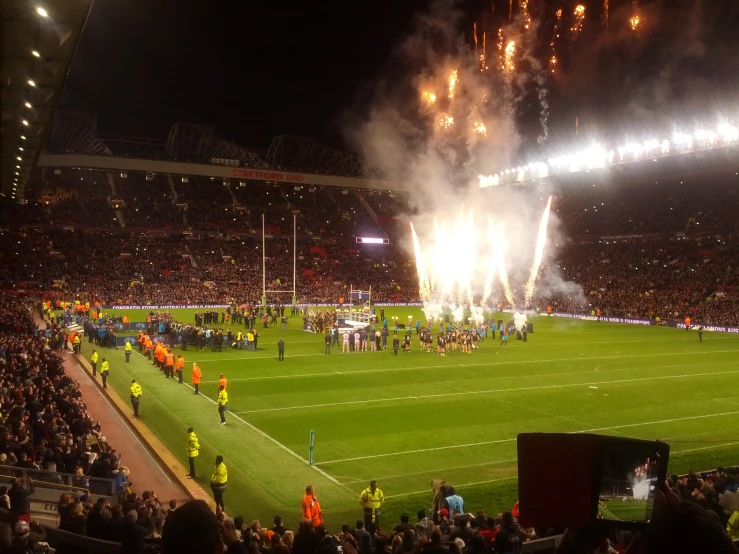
[359,480,384,530]
[12,519,48,553]
[130,379,143,417]
[186,427,200,479]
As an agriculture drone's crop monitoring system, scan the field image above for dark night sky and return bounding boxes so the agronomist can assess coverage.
[61,0,739,156]
[61,0,433,150]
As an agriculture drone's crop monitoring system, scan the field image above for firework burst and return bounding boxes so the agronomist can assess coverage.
[448,69,458,99]
[524,196,552,306]
[571,4,585,37]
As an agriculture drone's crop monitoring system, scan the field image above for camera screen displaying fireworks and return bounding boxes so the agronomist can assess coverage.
[597,444,662,523]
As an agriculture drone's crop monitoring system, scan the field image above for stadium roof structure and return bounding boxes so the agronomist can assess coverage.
[0,0,94,201]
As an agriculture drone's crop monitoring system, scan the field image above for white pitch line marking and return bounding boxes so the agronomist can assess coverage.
[234,369,739,415]
[204,348,739,383]
[315,410,739,465]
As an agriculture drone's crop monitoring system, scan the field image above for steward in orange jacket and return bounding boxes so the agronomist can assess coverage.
[175,354,185,383]
[301,486,323,527]
[164,350,175,379]
[192,363,202,395]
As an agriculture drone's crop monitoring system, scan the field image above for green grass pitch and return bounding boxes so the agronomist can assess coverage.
[82,307,739,529]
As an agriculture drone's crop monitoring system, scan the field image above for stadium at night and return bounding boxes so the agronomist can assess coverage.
[1,0,739,552]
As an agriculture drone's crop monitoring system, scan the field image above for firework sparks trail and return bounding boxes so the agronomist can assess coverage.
[509,0,513,22]
[481,31,487,71]
[422,91,437,105]
[410,223,430,302]
[550,8,562,73]
[474,22,479,56]
[504,40,516,73]
[604,0,609,28]
[518,0,531,30]
[448,69,458,99]
[571,4,585,37]
[473,121,487,135]
[524,196,552,307]
[630,14,641,30]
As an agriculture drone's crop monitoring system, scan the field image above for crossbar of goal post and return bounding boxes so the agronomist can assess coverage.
[265,290,294,293]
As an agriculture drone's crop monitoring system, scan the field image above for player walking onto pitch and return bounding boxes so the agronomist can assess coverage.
[500,328,508,346]
[698,325,704,342]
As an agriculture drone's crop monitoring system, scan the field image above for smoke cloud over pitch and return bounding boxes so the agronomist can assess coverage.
[344,0,581,309]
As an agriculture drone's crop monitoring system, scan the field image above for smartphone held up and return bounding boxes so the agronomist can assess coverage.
[517,433,670,530]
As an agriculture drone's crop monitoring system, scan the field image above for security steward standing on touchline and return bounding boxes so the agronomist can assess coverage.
[217,384,228,425]
[100,359,110,389]
[210,455,228,510]
[186,427,200,479]
[360,479,384,529]
[130,379,142,417]
[124,340,132,362]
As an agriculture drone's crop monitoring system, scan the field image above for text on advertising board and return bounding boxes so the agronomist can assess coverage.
[231,169,305,183]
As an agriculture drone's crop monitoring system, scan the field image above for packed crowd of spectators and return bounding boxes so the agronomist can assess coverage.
[7,465,735,554]
[560,174,739,237]
[115,174,183,229]
[0,295,126,487]
[176,178,236,231]
[541,239,739,324]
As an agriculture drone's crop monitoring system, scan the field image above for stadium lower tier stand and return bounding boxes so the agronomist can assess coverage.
[0,229,736,325]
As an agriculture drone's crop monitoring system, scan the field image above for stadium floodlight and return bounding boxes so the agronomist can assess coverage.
[20,135,26,140]
[31,50,40,58]
[36,6,48,17]
[27,80,35,87]
[21,120,29,126]
[16,165,20,169]
[18,147,23,151]
[16,156,22,161]
[24,102,32,108]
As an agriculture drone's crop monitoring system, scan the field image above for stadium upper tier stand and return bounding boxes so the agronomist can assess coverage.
[0,169,737,324]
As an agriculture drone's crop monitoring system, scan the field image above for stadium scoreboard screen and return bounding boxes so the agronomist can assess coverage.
[356,237,389,244]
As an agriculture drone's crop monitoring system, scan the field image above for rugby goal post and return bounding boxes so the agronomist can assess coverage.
[261,213,297,308]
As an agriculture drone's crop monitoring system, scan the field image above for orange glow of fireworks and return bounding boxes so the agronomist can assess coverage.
[604,0,609,28]
[473,22,479,55]
[549,56,557,73]
[519,0,531,30]
[503,40,516,72]
[438,114,454,129]
[422,91,437,105]
[473,121,487,135]
[448,69,458,99]
[571,4,585,36]
[630,14,641,30]
[481,31,487,71]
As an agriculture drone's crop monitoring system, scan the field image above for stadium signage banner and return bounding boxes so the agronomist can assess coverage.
[553,313,739,333]
[232,169,305,183]
[105,302,423,310]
